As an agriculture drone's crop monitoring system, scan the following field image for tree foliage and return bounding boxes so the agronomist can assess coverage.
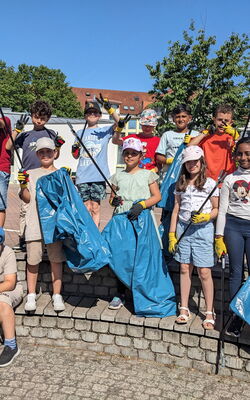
[146,22,250,133]
[0,62,83,118]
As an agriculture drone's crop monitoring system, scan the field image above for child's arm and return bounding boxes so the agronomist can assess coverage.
[17,170,31,203]
[146,181,161,208]
[168,195,180,253]
[6,129,19,151]
[209,196,219,220]
[0,273,16,292]
[188,131,208,147]
[112,130,123,145]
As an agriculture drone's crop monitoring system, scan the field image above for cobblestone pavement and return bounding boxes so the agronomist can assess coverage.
[0,344,248,400]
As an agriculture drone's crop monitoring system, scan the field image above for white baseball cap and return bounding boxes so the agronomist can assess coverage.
[36,137,56,152]
[182,145,204,164]
[122,137,144,152]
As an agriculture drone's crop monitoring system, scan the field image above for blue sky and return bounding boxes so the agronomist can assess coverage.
[1,0,249,92]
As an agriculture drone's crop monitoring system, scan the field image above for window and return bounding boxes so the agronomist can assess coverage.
[123,106,128,110]
[116,144,125,165]
[128,119,137,129]
[129,106,135,110]
[134,96,140,101]
[85,92,91,96]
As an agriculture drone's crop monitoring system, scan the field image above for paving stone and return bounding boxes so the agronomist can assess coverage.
[151,341,169,353]
[74,319,92,331]
[57,296,81,317]
[168,343,185,358]
[173,312,196,333]
[187,346,205,361]
[72,297,96,319]
[120,347,138,358]
[100,305,119,322]
[133,338,150,350]
[57,317,74,329]
[224,342,238,356]
[144,328,162,340]
[86,299,108,320]
[127,325,144,338]
[130,315,145,326]
[162,331,180,344]
[34,293,52,315]
[103,345,121,355]
[143,317,160,328]
[115,304,132,324]
[41,317,57,328]
[109,323,127,336]
[115,336,132,347]
[23,316,40,327]
[158,315,176,330]
[43,301,57,317]
[99,333,114,344]
[225,355,243,370]
[30,327,48,338]
[64,330,81,341]
[81,331,98,343]
[92,321,109,333]
[189,314,204,335]
[200,337,217,352]
[180,333,199,347]
[138,350,155,361]
[47,328,64,340]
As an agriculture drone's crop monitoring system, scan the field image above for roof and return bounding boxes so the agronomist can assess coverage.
[72,87,155,115]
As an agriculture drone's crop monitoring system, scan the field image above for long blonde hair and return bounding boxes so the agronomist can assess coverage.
[176,156,207,192]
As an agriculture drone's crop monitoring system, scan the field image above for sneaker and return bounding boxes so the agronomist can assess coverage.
[108,296,124,310]
[0,346,20,367]
[226,316,244,338]
[24,293,37,312]
[52,294,65,312]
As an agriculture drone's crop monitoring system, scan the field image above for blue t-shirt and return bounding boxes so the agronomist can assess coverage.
[15,128,56,170]
[156,130,199,159]
[75,125,114,185]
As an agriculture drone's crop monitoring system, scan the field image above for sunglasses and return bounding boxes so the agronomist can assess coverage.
[85,111,100,116]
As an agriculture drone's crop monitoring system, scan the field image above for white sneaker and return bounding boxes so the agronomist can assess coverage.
[52,294,65,312]
[24,293,37,312]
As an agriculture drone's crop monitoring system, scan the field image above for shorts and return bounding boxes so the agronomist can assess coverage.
[26,240,66,265]
[174,221,215,268]
[0,171,10,211]
[0,283,23,308]
[77,181,106,203]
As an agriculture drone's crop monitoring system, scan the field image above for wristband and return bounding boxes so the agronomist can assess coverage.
[138,201,146,209]
[115,126,123,133]
[20,183,28,189]
[15,129,22,134]
[107,108,115,115]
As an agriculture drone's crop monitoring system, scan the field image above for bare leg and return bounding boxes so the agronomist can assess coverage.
[26,263,39,294]
[177,263,194,320]
[197,267,214,329]
[91,200,101,227]
[50,262,63,294]
[0,302,15,339]
[0,210,6,227]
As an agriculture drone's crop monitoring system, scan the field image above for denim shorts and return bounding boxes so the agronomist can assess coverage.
[77,181,106,202]
[0,171,10,211]
[174,220,215,268]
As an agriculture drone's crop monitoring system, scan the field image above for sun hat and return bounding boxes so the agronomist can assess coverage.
[0,227,5,244]
[182,145,204,164]
[122,137,144,153]
[36,137,56,152]
[139,109,158,127]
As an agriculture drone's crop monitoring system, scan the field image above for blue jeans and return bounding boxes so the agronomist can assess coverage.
[0,171,10,211]
[224,214,250,300]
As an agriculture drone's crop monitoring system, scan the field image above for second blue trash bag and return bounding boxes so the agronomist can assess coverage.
[230,277,250,325]
[102,209,177,318]
[36,168,111,273]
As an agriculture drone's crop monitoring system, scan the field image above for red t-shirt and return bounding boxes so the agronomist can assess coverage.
[122,133,160,170]
[0,117,12,174]
[200,132,236,181]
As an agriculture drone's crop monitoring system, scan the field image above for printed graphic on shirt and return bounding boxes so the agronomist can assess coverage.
[138,141,153,169]
[28,141,38,152]
[232,179,250,203]
[79,140,102,167]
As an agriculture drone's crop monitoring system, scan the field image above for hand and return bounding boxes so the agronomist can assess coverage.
[183,134,191,144]
[201,129,210,135]
[109,196,123,207]
[128,201,146,221]
[17,169,29,189]
[115,114,131,133]
[168,232,177,254]
[166,157,174,165]
[62,166,72,176]
[72,142,80,159]
[191,212,211,224]
[223,124,240,140]
[15,114,29,133]
[54,135,65,148]
[96,93,115,115]
[215,237,227,258]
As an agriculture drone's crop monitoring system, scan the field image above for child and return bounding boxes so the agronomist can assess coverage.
[72,98,120,227]
[112,109,160,171]
[0,228,23,367]
[0,117,12,227]
[169,146,219,329]
[18,137,66,312]
[156,104,199,173]
[215,137,250,337]
[188,104,238,181]
[6,100,65,250]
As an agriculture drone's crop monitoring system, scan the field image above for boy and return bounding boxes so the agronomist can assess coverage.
[72,97,120,227]
[18,137,66,312]
[112,109,160,171]
[188,104,238,181]
[0,117,12,227]
[0,228,23,367]
[6,100,64,250]
[155,104,199,175]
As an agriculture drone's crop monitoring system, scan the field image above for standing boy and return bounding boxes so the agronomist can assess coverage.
[72,97,119,227]
[0,117,12,227]
[0,228,23,367]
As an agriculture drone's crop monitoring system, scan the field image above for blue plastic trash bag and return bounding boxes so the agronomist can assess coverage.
[102,209,176,318]
[36,168,111,273]
[230,277,250,325]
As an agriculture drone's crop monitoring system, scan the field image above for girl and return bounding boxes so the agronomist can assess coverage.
[103,137,176,317]
[215,137,250,337]
[169,146,219,329]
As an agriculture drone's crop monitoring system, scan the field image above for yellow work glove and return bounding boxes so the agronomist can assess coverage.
[191,212,211,224]
[224,125,240,140]
[166,157,174,165]
[62,166,72,176]
[96,93,115,115]
[215,237,227,258]
[168,232,177,254]
[183,134,191,144]
[202,129,210,135]
[17,169,29,189]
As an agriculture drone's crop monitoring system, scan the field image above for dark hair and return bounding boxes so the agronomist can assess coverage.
[214,104,234,118]
[176,156,207,192]
[30,100,52,119]
[172,104,191,117]
[235,136,250,154]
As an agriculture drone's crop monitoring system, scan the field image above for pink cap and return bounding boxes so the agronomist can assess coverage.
[122,137,144,152]
[182,145,204,164]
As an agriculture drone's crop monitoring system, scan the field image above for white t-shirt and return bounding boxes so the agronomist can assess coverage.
[156,130,199,159]
[174,178,219,223]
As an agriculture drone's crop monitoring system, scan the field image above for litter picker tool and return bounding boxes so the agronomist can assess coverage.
[241,107,250,139]
[67,121,118,196]
[0,107,24,169]
[216,254,226,373]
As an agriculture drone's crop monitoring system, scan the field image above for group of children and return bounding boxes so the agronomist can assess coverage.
[0,97,249,368]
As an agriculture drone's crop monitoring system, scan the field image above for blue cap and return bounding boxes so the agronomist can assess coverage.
[0,227,5,244]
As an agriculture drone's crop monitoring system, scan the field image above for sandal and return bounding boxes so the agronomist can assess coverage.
[175,306,191,324]
[202,311,216,330]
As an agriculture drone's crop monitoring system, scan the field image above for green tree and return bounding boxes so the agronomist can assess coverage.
[146,23,250,133]
[0,62,83,118]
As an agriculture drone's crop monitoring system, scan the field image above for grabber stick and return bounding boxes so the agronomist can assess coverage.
[0,107,24,169]
[216,254,226,373]
[67,121,118,196]
[241,108,250,139]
